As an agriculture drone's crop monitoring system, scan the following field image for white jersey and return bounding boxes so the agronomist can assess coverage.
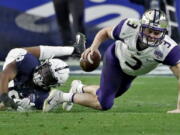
[3,48,27,70]
[112,18,178,76]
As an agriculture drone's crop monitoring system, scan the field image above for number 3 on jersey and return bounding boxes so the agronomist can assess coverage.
[127,20,138,29]
[125,55,142,70]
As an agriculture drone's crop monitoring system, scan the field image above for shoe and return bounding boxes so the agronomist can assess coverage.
[62,80,84,111]
[73,33,86,57]
[43,89,64,112]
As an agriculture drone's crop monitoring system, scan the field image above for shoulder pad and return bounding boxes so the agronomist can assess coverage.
[120,18,140,38]
[3,48,27,69]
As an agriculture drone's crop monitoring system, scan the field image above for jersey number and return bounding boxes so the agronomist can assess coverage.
[125,56,142,70]
[127,20,138,29]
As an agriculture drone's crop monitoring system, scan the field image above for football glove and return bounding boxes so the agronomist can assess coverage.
[14,98,35,112]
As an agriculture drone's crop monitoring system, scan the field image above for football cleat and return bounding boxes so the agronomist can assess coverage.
[43,89,64,112]
[73,33,86,57]
[62,80,84,111]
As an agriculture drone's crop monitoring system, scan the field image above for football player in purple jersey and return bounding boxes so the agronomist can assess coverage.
[43,9,180,114]
[0,33,86,111]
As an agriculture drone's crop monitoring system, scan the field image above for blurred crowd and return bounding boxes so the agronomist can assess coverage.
[130,0,180,43]
[53,0,180,45]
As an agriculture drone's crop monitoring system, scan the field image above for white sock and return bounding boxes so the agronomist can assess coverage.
[62,93,74,102]
[39,45,74,60]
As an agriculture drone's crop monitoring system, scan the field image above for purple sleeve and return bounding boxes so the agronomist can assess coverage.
[163,45,180,66]
[112,18,127,40]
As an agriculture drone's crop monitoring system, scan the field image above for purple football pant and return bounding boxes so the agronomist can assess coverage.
[96,43,136,110]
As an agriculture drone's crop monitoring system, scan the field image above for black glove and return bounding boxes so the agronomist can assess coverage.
[0,93,18,110]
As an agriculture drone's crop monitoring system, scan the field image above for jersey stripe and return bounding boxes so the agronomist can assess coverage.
[112,18,127,40]
[163,45,180,66]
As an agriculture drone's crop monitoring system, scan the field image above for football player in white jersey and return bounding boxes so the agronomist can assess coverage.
[43,9,180,113]
[0,33,86,111]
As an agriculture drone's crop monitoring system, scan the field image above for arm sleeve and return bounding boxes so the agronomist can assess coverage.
[163,45,180,66]
[112,18,127,40]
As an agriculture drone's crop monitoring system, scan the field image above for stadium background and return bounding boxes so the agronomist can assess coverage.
[0,0,180,75]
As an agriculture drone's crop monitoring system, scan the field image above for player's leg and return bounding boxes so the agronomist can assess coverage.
[83,85,99,95]
[73,92,102,109]
[62,79,99,111]
[69,0,85,34]
[39,32,86,60]
[71,44,119,110]
[73,44,136,110]
[22,32,86,60]
[53,0,72,45]
[43,44,135,111]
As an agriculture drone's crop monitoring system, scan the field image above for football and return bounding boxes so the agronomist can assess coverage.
[80,51,101,72]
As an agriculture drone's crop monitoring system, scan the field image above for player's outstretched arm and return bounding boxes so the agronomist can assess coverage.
[24,46,74,60]
[24,33,86,60]
[81,26,113,59]
[91,26,113,50]
[167,63,180,113]
[23,46,41,58]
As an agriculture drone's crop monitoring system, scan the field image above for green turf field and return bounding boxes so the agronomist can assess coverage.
[0,75,180,135]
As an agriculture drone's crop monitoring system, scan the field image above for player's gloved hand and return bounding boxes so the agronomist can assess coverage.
[14,98,35,112]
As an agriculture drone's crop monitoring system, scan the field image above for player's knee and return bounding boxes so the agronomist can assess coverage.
[96,88,115,110]
[99,99,114,111]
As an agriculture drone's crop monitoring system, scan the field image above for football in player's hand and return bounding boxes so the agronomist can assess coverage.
[80,51,101,72]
